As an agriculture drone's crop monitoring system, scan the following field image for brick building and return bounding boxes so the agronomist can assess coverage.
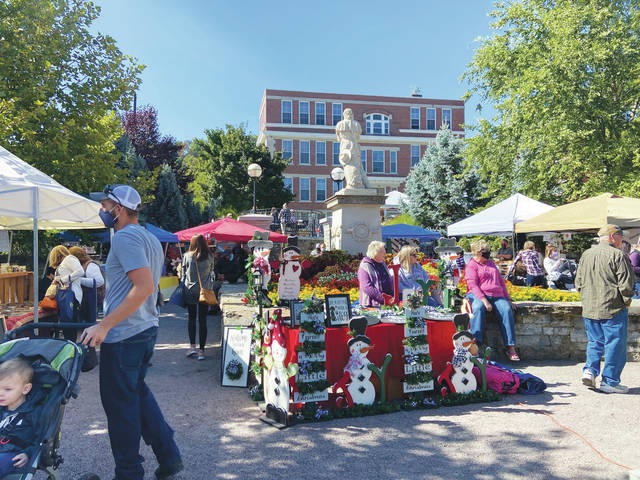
[257,89,465,211]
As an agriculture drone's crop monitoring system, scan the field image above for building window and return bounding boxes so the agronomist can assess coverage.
[411,145,420,167]
[426,108,436,130]
[372,151,384,173]
[282,100,292,124]
[283,177,293,193]
[300,140,310,165]
[390,151,397,173]
[442,108,452,129]
[316,178,326,202]
[300,178,310,202]
[410,107,420,129]
[332,103,342,125]
[365,114,390,135]
[299,101,309,124]
[361,149,367,172]
[282,140,293,164]
[315,102,325,125]
[316,141,326,165]
[333,142,340,165]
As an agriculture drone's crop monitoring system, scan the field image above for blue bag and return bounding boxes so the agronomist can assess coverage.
[168,282,187,308]
[488,360,547,395]
[56,287,76,323]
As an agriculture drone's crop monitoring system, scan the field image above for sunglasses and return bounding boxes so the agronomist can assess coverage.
[410,253,417,257]
[103,184,124,205]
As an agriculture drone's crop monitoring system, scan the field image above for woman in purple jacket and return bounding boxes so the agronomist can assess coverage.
[628,242,640,299]
[358,241,393,307]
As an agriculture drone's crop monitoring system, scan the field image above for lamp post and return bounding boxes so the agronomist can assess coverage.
[247,163,263,213]
[331,166,345,192]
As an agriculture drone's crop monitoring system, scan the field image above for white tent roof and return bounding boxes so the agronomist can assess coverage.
[447,193,554,236]
[0,146,104,230]
[384,190,408,207]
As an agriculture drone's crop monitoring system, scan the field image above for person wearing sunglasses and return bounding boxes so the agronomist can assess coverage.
[82,184,183,479]
[393,246,440,306]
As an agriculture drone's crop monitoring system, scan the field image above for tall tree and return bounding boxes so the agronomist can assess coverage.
[147,165,187,231]
[463,0,640,203]
[186,125,293,214]
[0,0,143,193]
[403,126,484,230]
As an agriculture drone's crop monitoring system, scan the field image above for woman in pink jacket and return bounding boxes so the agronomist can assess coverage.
[465,240,520,361]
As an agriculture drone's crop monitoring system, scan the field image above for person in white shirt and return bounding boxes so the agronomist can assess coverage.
[48,245,85,340]
[544,244,575,290]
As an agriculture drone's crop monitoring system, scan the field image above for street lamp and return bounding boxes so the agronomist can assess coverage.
[331,166,345,192]
[247,163,263,213]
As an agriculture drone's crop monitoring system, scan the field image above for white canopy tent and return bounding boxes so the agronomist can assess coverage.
[0,145,105,319]
[447,193,554,237]
[384,190,408,207]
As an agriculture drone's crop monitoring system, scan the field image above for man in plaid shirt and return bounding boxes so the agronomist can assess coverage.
[278,203,291,234]
[508,241,545,286]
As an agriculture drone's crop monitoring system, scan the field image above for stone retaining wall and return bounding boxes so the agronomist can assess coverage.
[483,302,640,361]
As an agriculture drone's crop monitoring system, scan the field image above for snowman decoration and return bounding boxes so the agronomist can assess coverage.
[437,314,477,395]
[434,237,465,310]
[248,231,273,306]
[332,317,376,406]
[263,309,298,423]
[277,246,303,302]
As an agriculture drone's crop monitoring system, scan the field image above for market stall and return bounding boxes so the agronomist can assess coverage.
[0,270,32,304]
[175,217,288,243]
[0,145,104,323]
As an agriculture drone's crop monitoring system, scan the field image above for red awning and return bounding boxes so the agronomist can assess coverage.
[174,218,288,243]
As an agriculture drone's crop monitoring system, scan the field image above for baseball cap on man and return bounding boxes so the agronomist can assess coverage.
[90,184,141,211]
[597,224,623,237]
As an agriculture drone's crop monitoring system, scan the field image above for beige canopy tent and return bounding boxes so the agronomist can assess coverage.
[515,193,640,234]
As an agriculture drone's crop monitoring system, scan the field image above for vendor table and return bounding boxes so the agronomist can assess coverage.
[284,320,456,388]
[0,272,33,304]
[1,307,57,333]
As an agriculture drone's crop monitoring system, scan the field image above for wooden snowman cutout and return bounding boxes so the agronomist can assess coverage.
[437,314,477,395]
[263,309,298,425]
[277,246,302,301]
[345,317,376,405]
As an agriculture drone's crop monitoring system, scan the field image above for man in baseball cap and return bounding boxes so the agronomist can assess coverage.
[84,184,183,479]
[575,224,634,394]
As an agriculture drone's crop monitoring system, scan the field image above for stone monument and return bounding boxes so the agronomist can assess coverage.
[325,108,385,255]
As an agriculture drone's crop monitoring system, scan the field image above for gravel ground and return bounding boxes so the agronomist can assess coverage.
[53,304,639,480]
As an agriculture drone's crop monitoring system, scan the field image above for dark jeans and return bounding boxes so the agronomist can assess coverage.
[526,274,545,287]
[100,327,181,480]
[187,302,208,350]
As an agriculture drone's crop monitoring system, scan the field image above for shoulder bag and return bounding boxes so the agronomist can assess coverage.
[196,260,218,306]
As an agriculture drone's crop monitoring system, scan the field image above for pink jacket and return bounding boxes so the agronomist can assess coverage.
[464,258,511,301]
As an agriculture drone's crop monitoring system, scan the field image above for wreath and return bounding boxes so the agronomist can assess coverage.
[225,359,243,380]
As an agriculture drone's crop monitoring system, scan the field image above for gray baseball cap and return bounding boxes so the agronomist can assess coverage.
[90,184,141,210]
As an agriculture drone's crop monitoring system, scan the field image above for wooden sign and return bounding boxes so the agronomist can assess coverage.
[403,380,434,393]
[289,300,304,327]
[325,294,351,327]
[294,390,329,403]
[221,326,252,387]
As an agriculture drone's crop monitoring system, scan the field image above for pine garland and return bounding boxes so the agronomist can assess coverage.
[404,371,433,385]
[402,335,428,347]
[295,380,329,395]
[295,341,326,355]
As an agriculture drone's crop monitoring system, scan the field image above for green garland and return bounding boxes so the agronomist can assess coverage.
[302,296,324,314]
[295,380,330,395]
[404,371,433,385]
[295,341,326,355]
[405,316,427,329]
[405,353,431,365]
[402,335,428,347]
[297,360,326,374]
[300,319,326,334]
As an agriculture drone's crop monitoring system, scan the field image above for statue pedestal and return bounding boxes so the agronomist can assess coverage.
[325,189,386,255]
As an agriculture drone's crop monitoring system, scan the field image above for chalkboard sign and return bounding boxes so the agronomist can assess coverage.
[221,326,252,387]
[325,294,351,327]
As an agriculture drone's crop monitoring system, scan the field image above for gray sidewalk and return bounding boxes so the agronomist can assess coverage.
[57,304,639,480]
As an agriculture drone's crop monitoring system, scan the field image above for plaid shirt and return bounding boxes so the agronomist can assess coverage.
[278,208,291,224]
[509,249,544,276]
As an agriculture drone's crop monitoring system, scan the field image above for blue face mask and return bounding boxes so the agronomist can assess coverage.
[99,206,119,228]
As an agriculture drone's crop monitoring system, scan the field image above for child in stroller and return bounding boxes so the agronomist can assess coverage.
[0,327,96,480]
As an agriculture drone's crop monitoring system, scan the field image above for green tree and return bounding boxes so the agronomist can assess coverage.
[403,126,484,231]
[0,0,143,193]
[186,125,293,213]
[147,165,187,231]
[463,0,640,203]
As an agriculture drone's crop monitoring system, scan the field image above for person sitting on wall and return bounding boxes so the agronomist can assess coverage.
[465,239,520,362]
[496,238,514,261]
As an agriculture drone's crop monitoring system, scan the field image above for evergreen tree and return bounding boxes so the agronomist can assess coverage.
[148,165,187,231]
[403,126,483,231]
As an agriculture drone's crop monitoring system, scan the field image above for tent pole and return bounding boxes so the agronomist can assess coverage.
[7,231,13,264]
[32,188,39,324]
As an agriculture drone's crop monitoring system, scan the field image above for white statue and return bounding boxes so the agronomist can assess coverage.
[336,108,369,189]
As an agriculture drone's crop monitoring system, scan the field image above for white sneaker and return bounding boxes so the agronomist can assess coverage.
[599,383,629,394]
[581,370,596,387]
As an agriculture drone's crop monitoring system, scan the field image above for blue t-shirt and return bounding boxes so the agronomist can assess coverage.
[103,224,163,343]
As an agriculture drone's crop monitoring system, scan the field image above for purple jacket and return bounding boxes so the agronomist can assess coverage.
[358,257,393,307]
[629,250,640,277]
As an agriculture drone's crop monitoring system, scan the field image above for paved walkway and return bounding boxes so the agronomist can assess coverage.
[57,304,639,480]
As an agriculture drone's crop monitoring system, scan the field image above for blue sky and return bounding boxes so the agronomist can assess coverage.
[92,0,497,141]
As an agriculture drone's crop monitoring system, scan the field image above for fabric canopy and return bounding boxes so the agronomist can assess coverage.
[175,217,288,243]
[92,223,177,244]
[447,193,554,236]
[0,146,104,230]
[515,193,640,233]
[381,224,441,241]
[384,190,408,207]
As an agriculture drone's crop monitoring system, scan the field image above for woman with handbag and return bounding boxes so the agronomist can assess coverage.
[182,234,215,360]
[48,245,85,341]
